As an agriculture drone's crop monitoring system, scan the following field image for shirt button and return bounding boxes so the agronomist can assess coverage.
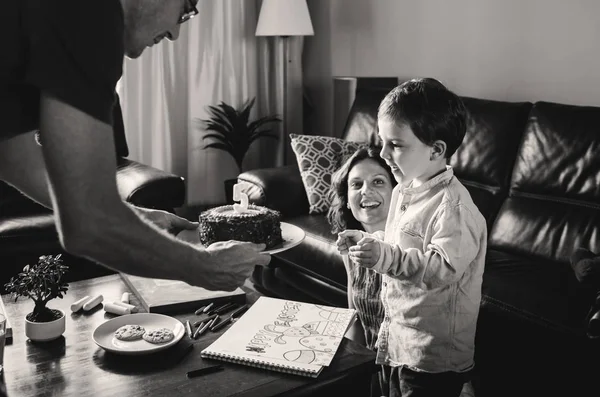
[400,204,407,211]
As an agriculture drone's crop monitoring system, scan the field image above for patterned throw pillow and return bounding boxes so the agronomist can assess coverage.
[290,134,369,214]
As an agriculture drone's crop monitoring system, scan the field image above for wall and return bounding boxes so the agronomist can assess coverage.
[304,0,600,136]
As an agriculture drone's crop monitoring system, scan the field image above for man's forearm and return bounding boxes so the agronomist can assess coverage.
[71,202,210,287]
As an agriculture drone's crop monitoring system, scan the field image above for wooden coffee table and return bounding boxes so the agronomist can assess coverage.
[1,274,377,396]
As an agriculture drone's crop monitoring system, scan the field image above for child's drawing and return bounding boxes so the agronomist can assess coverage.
[263,324,315,344]
[222,298,357,369]
[316,306,354,323]
[283,335,341,365]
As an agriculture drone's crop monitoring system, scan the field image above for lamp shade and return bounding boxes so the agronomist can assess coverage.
[256,0,314,37]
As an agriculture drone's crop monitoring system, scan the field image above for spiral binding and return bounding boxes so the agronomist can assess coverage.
[201,351,320,377]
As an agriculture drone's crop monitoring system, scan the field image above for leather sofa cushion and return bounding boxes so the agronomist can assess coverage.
[482,249,592,336]
[490,196,600,264]
[0,210,58,256]
[342,78,399,142]
[491,101,600,263]
[274,215,346,291]
[451,97,532,189]
[459,179,505,230]
[116,158,185,209]
[510,101,600,201]
[237,165,309,217]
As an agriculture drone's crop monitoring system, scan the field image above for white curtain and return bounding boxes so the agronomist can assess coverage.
[118,0,304,206]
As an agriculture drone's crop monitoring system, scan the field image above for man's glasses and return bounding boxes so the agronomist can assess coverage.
[178,0,199,25]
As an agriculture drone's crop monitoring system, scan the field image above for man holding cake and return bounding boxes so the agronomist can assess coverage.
[0,0,270,292]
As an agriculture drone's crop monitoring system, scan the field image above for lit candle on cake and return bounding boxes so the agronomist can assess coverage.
[232,183,249,213]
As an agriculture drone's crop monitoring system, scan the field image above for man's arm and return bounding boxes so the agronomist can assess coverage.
[0,93,268,290]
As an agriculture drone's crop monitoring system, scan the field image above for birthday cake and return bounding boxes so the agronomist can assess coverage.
[198,204,283,249]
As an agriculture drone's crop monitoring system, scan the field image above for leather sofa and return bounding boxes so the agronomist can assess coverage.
[238,78,600,396]
[0,103,186,290]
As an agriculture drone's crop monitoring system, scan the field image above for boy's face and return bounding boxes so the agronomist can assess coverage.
[377,120,436,185]
[347,159,393,233]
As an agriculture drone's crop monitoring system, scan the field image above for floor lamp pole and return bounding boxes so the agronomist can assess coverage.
[281,36,289,166]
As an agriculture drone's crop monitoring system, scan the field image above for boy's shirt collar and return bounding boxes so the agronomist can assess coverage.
[400,166,453,195]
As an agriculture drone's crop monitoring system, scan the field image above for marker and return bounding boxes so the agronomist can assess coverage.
[82,295,104,311]
[212,302,238,315]
[194,305,207,315]
[202,302,214,313]
[103,302,130,316]
[210,305,248,332]
[229,304,249,319]
[121,292,130,304]
[113,301,139,313]
[70,296,91,312]
[186,365,224,379]
[209,317,233,332]
[193,313,218,328]
[193,319,213,339]
[185,320,193,339]
[208,302,236,314]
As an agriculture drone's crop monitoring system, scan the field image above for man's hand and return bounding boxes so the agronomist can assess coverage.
[347,236,381,268]
[202,240,271,291]
[176,228,201,244]
[137,208,199,235]
[336,230,364,255]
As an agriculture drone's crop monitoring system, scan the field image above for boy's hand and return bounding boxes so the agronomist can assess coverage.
[348,236,381,268]
[336,230,364,255]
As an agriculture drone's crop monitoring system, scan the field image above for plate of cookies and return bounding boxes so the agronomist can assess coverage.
[92,313,185,355]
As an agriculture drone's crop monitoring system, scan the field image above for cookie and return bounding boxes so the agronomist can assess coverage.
[142,327,175,344]
[114,324,146,341]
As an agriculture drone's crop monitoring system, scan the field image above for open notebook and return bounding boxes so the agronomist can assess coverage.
[201,296,356,378]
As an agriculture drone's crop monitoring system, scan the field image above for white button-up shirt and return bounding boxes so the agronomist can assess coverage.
[367,167,487,373]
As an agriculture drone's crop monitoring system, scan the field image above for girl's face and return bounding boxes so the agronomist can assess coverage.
[347,158,394,233]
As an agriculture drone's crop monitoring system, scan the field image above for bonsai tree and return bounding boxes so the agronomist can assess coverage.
[4,254,69,323]
[198,97,281,171]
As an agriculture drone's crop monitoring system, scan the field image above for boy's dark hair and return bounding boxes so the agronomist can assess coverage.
[377,77,467,158]
[327,146,396,234]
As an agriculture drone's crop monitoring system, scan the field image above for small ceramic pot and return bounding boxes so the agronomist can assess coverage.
[25,309,66,342]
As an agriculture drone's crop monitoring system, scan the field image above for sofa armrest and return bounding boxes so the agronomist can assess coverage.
[237,165,309,217]
[116,158,186,211]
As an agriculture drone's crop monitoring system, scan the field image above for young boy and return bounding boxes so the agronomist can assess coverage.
[337,78,487,397]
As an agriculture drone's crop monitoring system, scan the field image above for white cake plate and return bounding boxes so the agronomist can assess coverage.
[263,222,305,255]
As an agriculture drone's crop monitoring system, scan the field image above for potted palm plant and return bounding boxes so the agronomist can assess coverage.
[198,97,281,202]
[4,254,69,342]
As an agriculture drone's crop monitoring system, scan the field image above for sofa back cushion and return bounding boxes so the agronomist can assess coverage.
[342,78,398,143]
[450,97,532,226]
[489,101,600,263]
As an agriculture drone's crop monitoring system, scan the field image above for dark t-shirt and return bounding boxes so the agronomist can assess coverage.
[0,0,125,153]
